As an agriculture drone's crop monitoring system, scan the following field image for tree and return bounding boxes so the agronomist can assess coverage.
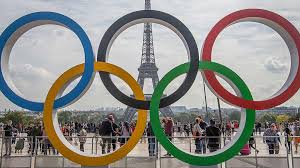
[58,111,72,124]
[1,111,36,127]
[259,113,276,123]
[289,112,300,122]
[3,111,25,125]
[276,115,290,124]
[229,111,240,121]
[174,113,190,123]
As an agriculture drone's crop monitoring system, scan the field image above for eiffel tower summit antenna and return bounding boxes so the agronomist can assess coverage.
[123,0,174,122]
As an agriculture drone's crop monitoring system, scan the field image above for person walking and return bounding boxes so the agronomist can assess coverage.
[3,120,13,156]
[205,119,221,153]
[249,130,259,154]
[294,123,300,154]
[263,123,278,154]
[285,126,292,154]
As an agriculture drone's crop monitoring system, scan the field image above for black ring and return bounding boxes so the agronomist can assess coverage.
[97,10,199,110]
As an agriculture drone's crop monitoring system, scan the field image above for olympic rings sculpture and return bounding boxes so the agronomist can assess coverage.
[1,9,300,166]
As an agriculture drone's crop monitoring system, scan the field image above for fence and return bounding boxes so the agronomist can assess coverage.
[0,135,299,168]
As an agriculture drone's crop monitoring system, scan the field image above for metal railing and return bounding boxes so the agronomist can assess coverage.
[0,135,299,168]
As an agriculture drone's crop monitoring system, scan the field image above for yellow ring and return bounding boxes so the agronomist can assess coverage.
[43,62,147,166]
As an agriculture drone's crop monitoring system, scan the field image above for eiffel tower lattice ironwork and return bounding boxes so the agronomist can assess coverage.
[123,0,174,122]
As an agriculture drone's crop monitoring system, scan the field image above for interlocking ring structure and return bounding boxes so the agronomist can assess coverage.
[1,9,300,166]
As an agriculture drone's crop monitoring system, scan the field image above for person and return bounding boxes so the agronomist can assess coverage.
[255,122,262,135]
[221,123,225,136]
[183,124,190,137]
[4,120,13,156]
[294,123,300,154]
[249,130,259,154]
[205,119,221,152]
[78,125,87,152]
[231,121,235,133]
[285,127,292,154]
[198,116,207,154]
[120,122,131,146]
[147,122,156,157]
[100,116,114,154]
[12,126,18,144]
[111,117,120,151]
[41,126,57,155]
[193,118,202,154]
[263,123,278,154]
[163,117,173,156]
[274,131,281,154]
[226,121,231,136]
[279,123,283,135]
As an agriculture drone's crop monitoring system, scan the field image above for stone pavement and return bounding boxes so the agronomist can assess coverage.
[0,133,299,168]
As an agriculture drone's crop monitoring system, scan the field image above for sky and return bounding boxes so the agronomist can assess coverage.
[0,0,300,111]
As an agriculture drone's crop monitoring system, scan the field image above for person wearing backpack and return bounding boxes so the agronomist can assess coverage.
[193,118,202,154]
[100,116,114,154]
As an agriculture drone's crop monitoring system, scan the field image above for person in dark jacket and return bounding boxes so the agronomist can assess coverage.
[263,123,278,154]
[205,119,221,152]
[249,130,259,154]
[100,115,114,154]
[147,122,156,156]
[29,123,42,155]
[4,120,13,156]
[198,116,207,154]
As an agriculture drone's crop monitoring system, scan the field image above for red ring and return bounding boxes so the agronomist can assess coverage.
[202,9,300,110]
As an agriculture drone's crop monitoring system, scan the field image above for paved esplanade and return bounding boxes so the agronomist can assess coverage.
[1,133,299,168]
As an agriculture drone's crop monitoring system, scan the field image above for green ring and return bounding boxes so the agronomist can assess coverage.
[150,61,255,166]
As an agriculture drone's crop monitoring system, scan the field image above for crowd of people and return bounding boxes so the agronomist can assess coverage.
[0,115,300,157]
[263,122,300,154]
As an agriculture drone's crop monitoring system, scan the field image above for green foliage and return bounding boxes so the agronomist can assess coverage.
[57,111,116,124]
[228,111,240,121]
[1,111,35,126]
[276,115,290,124]
[288,112,300,122]
[174,112,201,124]
[259,113,277,123]
[58,111,72,124]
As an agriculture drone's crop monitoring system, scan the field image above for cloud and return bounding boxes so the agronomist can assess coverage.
[9,64,56,101]
[264,57,288,74]
[1,0,300,110]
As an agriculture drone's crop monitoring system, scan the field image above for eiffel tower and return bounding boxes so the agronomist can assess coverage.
[123,0,174,122]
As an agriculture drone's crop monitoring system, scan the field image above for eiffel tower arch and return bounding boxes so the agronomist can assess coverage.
[123,0,174,122]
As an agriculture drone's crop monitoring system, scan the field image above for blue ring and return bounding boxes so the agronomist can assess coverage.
[0,12,94,111]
